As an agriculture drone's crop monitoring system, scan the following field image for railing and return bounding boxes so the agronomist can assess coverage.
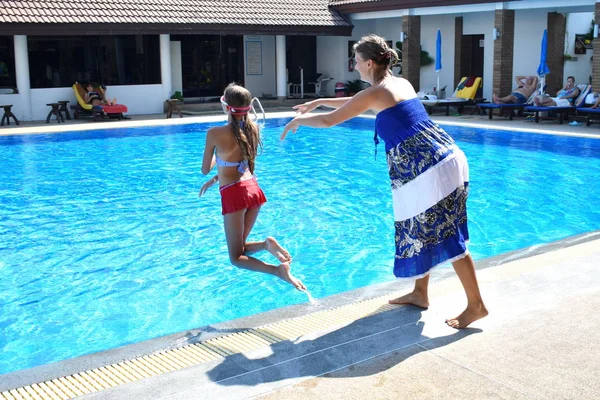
[251,97,266,125]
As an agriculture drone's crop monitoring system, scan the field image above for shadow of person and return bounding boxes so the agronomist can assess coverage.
[205,303,482,388]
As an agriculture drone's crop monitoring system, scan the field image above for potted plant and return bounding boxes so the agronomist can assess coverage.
[346,79,363,96]
[170,91,184,103]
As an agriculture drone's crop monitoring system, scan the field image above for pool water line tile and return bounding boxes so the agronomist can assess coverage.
[1,295,399,400]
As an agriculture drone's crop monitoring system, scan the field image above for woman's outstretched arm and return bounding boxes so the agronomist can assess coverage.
[293,97,354,114]
[281,89,375,140]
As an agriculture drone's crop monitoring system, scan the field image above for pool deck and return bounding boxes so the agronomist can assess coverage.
[1,110,600,400]
[2,104,600,139]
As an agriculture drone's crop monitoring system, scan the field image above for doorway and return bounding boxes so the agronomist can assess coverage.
[460,34,484,98]
[174,35,244,98]
[286,36,317,96]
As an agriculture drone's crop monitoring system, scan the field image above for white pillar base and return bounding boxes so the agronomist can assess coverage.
[276,36,287,100]
[160,34,173,102]
[14,35,32,121]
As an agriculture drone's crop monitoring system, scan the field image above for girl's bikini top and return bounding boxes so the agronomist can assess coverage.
[216,155,249,174]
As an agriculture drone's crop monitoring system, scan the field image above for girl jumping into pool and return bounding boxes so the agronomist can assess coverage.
[199,83,306,291]
[280,34,487,328]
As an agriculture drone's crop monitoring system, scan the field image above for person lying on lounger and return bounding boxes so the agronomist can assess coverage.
[533,76,579,107]
[590,94,600,108]
[492,75,538,104]
[84,83,116,106]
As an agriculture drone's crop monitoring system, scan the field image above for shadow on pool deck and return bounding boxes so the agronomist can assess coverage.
[69,231,600,400]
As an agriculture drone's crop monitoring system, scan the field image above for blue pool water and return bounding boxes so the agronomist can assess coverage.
[1,118,600,375]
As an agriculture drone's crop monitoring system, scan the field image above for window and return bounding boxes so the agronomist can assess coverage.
[28,35,161,88]
[0,36,17,91]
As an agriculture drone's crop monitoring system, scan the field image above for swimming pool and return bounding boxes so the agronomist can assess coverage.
[1,117,599,375]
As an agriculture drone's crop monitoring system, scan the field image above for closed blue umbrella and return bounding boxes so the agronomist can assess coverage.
[435,29,442,95]
[435,29,442,72]
[537,29,550,94]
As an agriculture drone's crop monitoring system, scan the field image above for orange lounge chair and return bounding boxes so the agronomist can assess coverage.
[71,83,128,121]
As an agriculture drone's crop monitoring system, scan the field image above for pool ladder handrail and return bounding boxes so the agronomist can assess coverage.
[251,97,266,125]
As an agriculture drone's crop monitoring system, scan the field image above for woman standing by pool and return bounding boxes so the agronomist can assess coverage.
[200,83,306,292]
[280,34,487,328]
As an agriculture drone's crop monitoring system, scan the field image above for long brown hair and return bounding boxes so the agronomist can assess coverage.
[223,83,262,174]
[353,34,399,83]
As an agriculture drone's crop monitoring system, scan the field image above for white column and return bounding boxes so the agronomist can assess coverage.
[170,41,183,94]
[14,35,32,121]
[160,34,172,101]
[276,35,287,99]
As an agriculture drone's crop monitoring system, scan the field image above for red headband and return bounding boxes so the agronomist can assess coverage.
[221,96,252,115]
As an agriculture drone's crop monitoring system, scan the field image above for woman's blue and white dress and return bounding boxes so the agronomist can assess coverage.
[375,97,469,278]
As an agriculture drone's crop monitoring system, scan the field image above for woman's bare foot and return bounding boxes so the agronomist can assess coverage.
[445,304,488,329]
[492,93,499,104]
[276,262,306,291]
[388,291,429,309]
[265,237,292,263]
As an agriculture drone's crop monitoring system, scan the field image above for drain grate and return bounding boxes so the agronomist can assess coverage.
[1,296,398,400]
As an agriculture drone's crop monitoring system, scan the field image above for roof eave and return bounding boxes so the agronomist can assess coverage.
[0,23,353,37]
[330,0,502,13]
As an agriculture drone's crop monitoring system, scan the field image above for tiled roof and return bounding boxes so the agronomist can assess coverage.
[0,0,351,28]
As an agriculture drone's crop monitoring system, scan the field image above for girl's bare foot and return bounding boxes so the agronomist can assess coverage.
[265,237,292,263]
[445,304,488,329]
[276,262,306,291]
[388,291,429,309]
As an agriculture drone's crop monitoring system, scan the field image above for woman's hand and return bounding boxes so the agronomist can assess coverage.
[292,100,318,115]
[280,118,300,141]
[199,175,218,197]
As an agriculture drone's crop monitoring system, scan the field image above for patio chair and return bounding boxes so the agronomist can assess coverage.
[308,74,332,97]
[477,79,545,120]
[524,84,591,124]
[71,83,128,121]
[420,76,482,116]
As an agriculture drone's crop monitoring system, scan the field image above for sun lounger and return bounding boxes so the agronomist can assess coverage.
[420,77,482,116]
[477,79,545,120]
[575,107,600,126]
[524,84,591,124]
[71,83,128,121]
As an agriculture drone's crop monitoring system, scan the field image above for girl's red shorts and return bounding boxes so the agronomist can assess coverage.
[219,177,267,215]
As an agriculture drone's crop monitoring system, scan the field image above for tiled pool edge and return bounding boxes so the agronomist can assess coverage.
[2,229,599,398]
[2,111,600,140]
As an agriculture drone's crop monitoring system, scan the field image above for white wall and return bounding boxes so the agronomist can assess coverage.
[513,10,548,84]
[30,88,77,121]
[564,12,594,86]
[316,36,347,97]
[420,15,456,93]
[316,19,379,96]
[102,85,164,116]
[243,35,277,98]
[23,85,164,121]
[463,11,494,101]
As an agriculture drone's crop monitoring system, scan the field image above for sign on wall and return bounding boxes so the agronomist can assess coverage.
[246,41,262,75]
